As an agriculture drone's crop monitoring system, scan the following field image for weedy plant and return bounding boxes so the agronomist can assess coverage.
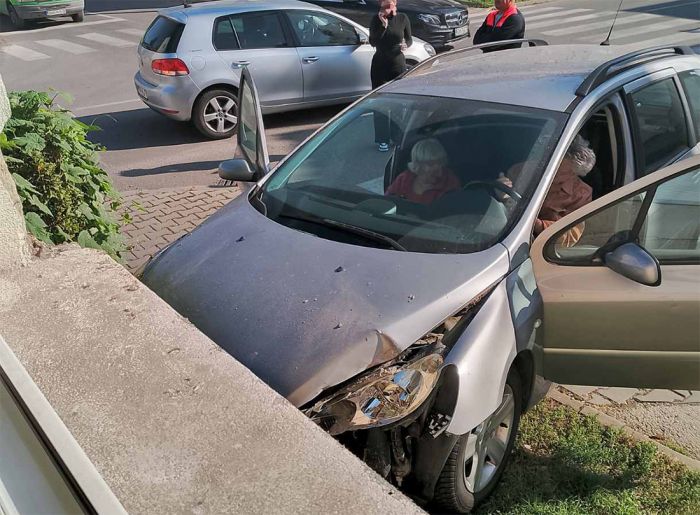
[0,91,128,260]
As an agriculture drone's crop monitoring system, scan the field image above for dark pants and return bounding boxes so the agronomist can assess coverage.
[371,52,405,144]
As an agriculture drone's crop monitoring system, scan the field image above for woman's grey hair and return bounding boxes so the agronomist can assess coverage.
[408,138,448,173]
[565,134,596,177]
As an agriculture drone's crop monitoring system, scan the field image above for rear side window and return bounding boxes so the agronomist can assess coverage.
[230,12,288,50]
[628,78,690,174]
[213,16,240,50]
[679,70,700,139]
[142,16,185,53]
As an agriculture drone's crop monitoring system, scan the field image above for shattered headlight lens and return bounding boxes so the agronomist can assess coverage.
[307,353,443,436]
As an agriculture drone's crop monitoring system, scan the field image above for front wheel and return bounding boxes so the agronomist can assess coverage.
[193,89,239,140]
[72,11,84,23]
[433,368,522,513]
[8,6,26,29]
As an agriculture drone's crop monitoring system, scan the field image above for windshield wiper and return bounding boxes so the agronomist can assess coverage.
[278,212,407,251]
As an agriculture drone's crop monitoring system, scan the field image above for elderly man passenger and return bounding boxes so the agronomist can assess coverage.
[386,138,461,205]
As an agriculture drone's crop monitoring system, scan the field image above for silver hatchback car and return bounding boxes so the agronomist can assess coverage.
[142,44,700,512]
[134,0,435,139]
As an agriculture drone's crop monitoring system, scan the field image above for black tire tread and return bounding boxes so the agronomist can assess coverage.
[192,88,238,140]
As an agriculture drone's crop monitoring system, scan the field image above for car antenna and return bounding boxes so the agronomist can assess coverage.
[601,0,625,46]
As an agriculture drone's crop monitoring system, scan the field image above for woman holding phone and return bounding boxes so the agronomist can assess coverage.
[369,0,412,151]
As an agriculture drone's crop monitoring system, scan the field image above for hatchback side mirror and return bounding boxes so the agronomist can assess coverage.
[218,159,255,182]
[604,242,661,287]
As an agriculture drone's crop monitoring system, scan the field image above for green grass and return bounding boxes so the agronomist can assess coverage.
[475,400,700,514]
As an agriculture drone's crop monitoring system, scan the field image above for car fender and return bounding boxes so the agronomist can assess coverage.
[444,278,517,436]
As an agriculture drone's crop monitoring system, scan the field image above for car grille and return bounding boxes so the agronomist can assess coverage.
[445,10,468,28]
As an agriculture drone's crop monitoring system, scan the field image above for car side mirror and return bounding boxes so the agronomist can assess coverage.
[357,30,369,45]
[604,242,661,287]
[218,159,256,182]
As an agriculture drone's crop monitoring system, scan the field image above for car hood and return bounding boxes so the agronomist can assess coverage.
[401,0,465,13]
[141,194,509,407]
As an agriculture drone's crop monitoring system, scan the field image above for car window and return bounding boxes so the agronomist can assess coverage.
[230,12,288,50]
[287,11,359,47]
[628,78,690,174]
[545,166,700,265]
[679,70,700,140]
[213,16,239,50]
[256,93,567,254]
[141,16,185,53]
[239,78,259,166]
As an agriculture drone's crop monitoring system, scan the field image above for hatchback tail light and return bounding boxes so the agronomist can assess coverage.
[151,58,189,76]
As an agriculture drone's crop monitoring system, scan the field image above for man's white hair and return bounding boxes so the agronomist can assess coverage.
[565,134,596,177]
[408,138,448,172]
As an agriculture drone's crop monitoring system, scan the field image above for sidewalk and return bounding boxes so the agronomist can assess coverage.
[119,185,241,271]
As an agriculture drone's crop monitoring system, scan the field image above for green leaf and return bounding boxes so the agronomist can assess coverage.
[11,173,39,194]
[27,194,53,216]
[77,230,101,250]
[24,212,52,243]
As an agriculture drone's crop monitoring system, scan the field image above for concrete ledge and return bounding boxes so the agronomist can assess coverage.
[0,245,422,514]
[548,388,700,472]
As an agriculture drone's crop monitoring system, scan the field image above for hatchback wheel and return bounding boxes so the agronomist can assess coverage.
[72,11,84,23]
[433,368,522,513]
[193,89,238,139]
[9,6,26,29]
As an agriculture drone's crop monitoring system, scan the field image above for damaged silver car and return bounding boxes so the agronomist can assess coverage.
[141,43,700,512]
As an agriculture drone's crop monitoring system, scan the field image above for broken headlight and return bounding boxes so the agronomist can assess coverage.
[306,352,443,436]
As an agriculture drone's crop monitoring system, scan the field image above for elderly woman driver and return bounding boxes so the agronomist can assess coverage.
[386,138,461,205]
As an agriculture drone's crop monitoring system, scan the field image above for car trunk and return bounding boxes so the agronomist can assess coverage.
[137,13,187,87]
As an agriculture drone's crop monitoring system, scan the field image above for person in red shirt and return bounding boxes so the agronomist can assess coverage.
[473,0,526,52]
[386,138,461,204]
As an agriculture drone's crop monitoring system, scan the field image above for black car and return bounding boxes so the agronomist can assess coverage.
[306,0,469,48]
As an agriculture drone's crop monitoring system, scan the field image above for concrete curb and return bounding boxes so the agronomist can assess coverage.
[547,388,700,472]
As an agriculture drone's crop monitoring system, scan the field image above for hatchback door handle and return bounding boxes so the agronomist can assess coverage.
[231,61,250,69]
[303,56,319,63]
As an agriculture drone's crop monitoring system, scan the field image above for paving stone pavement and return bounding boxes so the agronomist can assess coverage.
[119,186,241,272]
[561,385,700,406]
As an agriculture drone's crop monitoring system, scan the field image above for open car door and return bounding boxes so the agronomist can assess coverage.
[531,155,700,390]
[220,67,270,182]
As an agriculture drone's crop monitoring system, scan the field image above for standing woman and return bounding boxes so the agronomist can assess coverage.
[369,0,412,151]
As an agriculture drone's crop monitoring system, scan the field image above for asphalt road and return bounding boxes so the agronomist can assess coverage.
[0,0,698,191]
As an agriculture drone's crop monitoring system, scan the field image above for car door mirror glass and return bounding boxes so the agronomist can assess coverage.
[218,159,256,182]
[357,30,369,44]
[604,242,661,286]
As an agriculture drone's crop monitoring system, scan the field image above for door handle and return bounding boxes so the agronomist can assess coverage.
[231,61,250,69]
[302,56,319,63]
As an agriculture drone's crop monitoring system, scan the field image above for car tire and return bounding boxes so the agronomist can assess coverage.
[433,367,522,513]
[193,89,239,140]
[72,11,84,23]
[9,6,26,29]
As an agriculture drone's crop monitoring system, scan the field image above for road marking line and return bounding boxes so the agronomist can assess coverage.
[35,39,95,54]
[624,31,700,48]
[581,18,698,43]
[1,45,50,61]
[73,98,143,113]
[1,16,125,37]
[525,8,589,22]
[527,12,606,30]
[116,28,146,37]
[541,13,653,36]
[519,6,564,15]
[77,32,134,47]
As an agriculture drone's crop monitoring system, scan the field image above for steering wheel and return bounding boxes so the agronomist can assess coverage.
[462,180,522,203]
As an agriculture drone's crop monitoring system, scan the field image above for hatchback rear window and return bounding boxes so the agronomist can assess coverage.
[142,16,185,53]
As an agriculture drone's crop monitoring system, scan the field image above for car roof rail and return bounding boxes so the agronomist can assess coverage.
[576,45,694,97]
[402,38,549,78]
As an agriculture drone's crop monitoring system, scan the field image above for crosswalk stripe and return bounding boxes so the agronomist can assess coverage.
[77,32,134,47]
[527,12,604,31]
[519,6,564,15]
[541,13,652,36]
[582,18,698,43]
[624,31,700,49]
[117,28,146,37]
[1,45,50,61]
[525,8,589,22]
[36,39,95,55]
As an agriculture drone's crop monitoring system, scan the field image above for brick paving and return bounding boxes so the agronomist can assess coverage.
[119,185,241,272]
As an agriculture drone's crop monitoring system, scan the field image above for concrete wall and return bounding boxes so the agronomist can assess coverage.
[0,75,31,271]
[0,75,422,514]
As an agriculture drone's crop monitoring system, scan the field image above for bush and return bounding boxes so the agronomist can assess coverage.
[0,91,126,260]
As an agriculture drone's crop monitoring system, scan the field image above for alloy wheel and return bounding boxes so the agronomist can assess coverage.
[463,384,516,494]
[203,95,237,134]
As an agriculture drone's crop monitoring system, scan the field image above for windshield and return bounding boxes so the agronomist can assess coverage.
[255,93,567,254]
